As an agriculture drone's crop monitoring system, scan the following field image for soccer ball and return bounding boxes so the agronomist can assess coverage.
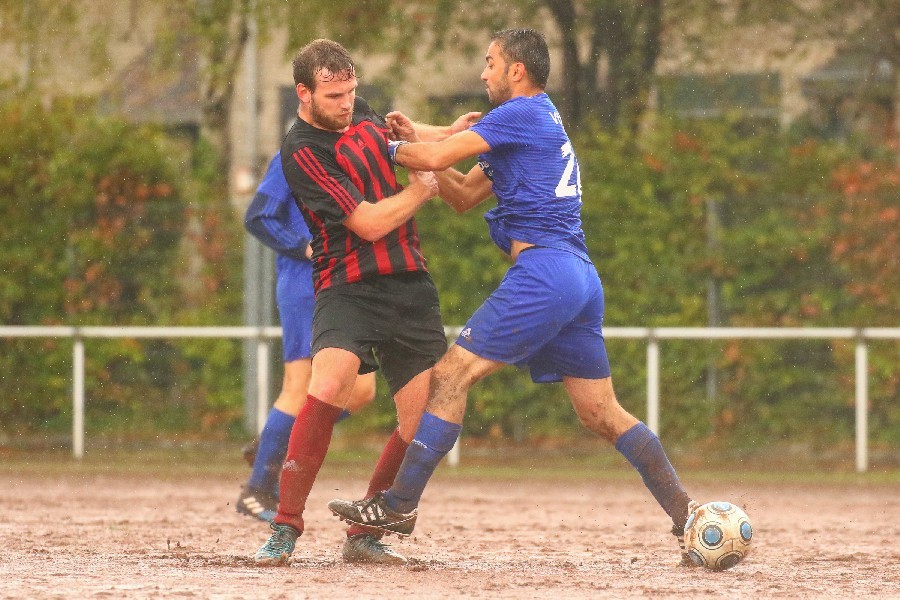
[683,501,752,570]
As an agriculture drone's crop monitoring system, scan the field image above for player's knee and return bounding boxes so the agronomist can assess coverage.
[572,400,621,442]
[433,347,481,388]
[307,377,349,406]
[573,407,597,431]
[578,414,620,443]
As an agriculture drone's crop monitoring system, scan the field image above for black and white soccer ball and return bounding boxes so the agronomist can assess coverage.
[683,501,752,570]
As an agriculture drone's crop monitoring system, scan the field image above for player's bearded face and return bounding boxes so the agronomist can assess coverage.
[482,42,513,106]
[308,72,356,131]
[486,70,513,106]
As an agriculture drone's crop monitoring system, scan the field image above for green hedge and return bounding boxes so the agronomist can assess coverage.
[349,117,899,453]
[1,97,896,454]
[0,97,245,442]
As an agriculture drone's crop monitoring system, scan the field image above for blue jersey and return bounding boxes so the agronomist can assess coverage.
[470,93,589,262]
[244,152,315,361]
[244,152,313,275]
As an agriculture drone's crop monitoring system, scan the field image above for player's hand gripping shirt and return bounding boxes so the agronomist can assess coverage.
[280,99,428,292]
[470,93,590,262]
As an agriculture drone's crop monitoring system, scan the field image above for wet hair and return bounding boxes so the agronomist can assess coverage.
[292,39,356,90]
[490,28,550,89]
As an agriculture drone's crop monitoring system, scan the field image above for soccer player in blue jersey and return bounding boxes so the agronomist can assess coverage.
[328,28,700,565]
[237,152,377,528]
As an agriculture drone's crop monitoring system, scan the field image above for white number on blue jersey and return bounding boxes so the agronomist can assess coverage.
[555,141,582,198]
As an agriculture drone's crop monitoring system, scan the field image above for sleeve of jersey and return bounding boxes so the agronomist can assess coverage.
[243,153,311,259]
[282,144,364,225]
[469,101,530,150]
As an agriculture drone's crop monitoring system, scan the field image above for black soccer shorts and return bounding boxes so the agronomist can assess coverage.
[311,271,447,396]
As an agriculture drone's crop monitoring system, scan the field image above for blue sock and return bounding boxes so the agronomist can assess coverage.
[384,412,461,514]
[247,407,295,493]
[615,422,692,526]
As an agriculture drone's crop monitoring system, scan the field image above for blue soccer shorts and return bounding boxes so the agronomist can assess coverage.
[276,258,315,363]
[455,247,611,383]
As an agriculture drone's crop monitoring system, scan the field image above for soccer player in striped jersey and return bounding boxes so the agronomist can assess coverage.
[238,151,377,547]
[253,39,477,566]
[327,28,700,566]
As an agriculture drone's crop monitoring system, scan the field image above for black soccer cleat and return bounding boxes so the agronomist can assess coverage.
[674,500,701,567]
[327,492,417,537]
[672,523,694,567]
[236,485,278,523]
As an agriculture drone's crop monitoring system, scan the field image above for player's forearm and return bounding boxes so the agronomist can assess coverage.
[393,130,489,172]
[390,111,480,144]
[395,141,457,171]
[344,182,434,242]
[435,170,488,214]
[411,122,451,142]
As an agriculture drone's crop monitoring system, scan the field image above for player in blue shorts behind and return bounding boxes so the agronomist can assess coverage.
[328,28,700,566]
[240,151,391,562]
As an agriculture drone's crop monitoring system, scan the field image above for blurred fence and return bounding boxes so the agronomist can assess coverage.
[1,326,898,471]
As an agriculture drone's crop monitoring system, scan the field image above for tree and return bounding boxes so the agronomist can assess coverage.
[543,0,662,130]
[0,0,282,177]
[5,1,890,173]
[671,0,898,140]
[278,0,896,133]
[145,0,284,177]
[0,0,109,93]
[278,0,664,131]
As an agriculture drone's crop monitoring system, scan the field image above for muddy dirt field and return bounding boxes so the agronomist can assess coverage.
[2,456,899,599]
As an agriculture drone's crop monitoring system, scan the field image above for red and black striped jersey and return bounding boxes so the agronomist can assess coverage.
[280,98,428,293]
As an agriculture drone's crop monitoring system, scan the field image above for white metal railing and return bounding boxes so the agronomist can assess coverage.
[1,326,897,472]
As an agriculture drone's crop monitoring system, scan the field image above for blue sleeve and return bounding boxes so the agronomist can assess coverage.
[244,152,312,259]
[469,101,529,151]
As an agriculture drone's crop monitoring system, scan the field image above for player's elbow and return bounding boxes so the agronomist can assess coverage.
[443,191,483,214]
[243,192,269,232]
[356,230,383,242]
[421,155,451,171]
[243,214,263,236]
[344,203,394,242]
[349,223,386,242]
[410,148,455,172]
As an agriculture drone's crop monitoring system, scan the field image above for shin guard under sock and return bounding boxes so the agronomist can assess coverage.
[615,422,692,527]
[384,412,461,514]
[247,407,295,493]
[273,394,342,532]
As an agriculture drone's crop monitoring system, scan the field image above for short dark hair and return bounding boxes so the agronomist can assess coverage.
[491,28,550,89]
[292,39,356,90]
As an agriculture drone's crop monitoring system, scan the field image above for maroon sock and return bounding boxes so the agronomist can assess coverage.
[347,427,409,538]
[273,394,342,533]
